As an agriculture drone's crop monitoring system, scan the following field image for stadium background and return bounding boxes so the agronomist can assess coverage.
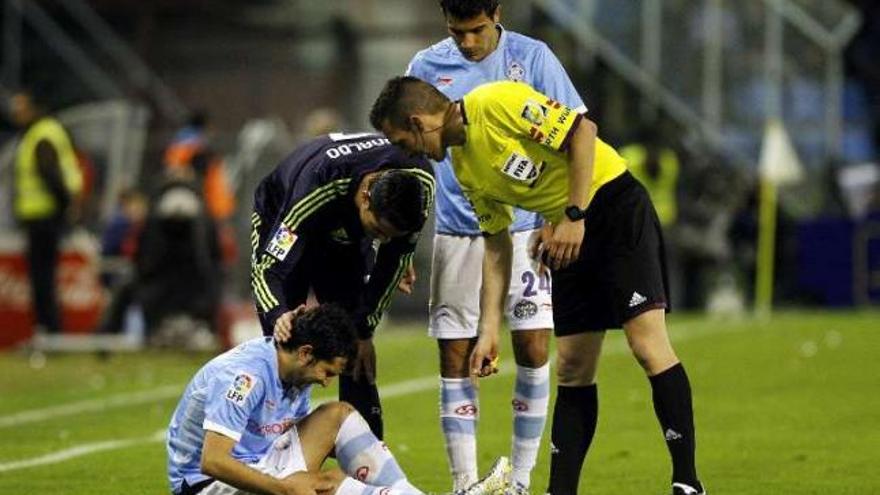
[0,0,878,493]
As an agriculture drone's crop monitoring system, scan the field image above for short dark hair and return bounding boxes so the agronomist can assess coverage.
[369,76,450,131]
[277,304,357,361]
[369,169,429,234]
[439,0,499,19]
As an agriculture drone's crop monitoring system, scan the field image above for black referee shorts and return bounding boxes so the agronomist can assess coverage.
[552,171,670,336]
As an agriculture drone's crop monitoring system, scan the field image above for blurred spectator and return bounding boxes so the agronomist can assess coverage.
[619,127,681,228]
[101,188,148,260]
[135,168,222,346]
[10,89,83,335]
[96,188,148,335]
[303,107,344,139]
[164,110,236,221]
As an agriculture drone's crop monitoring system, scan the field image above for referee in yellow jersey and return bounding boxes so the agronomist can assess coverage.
[370,78,704,495]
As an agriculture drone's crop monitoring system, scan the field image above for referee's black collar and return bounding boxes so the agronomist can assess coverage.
[457,100,468,125]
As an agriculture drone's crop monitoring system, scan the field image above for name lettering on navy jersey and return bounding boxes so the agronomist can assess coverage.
[325,138,391,159]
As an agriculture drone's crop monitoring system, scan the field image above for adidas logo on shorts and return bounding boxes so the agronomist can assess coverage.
[665,428,683,441]
[628,292,648,308]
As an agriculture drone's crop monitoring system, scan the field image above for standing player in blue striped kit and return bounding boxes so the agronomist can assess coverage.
[250,132,434,440]
[404,1,586,492]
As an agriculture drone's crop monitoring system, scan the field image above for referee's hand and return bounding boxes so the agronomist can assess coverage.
[545,218,584,270]
[530,224,554,276]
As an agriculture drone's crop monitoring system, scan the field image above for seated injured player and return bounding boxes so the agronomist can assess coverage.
[166,304,510,495]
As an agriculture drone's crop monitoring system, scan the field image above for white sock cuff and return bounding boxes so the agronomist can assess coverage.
[516,363,550,383]
[335,410,370,446]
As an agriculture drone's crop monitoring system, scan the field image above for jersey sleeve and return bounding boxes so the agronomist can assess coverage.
[479,82,583,153]
[353,164,435,338]
[532,45,587,114]
[203,370,266,442]
[251,170,349,329]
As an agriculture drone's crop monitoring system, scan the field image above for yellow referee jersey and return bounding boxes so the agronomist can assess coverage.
[450,81,627,234]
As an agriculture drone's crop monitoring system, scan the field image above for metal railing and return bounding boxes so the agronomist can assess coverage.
[530,0,862,169]
[1,0,186,122]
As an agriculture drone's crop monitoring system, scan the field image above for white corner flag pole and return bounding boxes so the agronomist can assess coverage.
[755,119,804,317]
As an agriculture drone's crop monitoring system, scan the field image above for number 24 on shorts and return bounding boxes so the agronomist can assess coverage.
[521,270,550,297]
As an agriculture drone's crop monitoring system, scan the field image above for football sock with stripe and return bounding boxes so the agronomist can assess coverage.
[511,363,550,488]
[649,363,699,488]
[340,374,383,440]
[439,377,479,491]
[548,384,598,495]
[335,411,421,493]
[334,477,423,495]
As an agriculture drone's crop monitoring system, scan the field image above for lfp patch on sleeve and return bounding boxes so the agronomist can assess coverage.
[520,99,548,126]
[266,225,297,261]
[225,373,257,406]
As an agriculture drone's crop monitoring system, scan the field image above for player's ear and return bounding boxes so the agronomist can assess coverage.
[297,344,315,364]
[492,5,501,23]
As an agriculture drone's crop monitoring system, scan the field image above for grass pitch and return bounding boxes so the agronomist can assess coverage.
[0,310,877,494]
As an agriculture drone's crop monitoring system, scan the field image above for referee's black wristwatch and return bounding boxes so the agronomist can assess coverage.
[564,205,588,222]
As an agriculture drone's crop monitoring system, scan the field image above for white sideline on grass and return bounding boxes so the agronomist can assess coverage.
[0,320,723,473]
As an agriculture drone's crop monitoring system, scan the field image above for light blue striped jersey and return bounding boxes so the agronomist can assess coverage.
[406,26,586,235]
[166,337,311,493]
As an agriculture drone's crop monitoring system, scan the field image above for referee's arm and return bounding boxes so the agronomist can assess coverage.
[545,115,596,270]
[471,228,512,379]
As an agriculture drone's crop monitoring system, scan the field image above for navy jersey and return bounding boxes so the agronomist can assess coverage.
[250,132,434,338]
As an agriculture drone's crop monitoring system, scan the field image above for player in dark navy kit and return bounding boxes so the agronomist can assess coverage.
[251,132,435,439]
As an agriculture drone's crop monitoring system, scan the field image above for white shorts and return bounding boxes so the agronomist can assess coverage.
[199,427,307,495]
[428,229,553,339]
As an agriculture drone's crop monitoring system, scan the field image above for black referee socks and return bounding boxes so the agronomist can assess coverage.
[548,384,598,495]
[649,362,699,488]
[339,374,384,440]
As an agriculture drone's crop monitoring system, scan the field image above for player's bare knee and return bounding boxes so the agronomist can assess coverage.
[512,330,550,367]
[315,401,356,426]
[438,338,474,378]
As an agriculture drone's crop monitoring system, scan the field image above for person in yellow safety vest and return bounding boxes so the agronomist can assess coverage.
[620,140,680,228]
[10,89,83,335]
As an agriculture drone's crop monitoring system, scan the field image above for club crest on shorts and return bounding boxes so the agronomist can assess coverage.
[226,373,256,406]
[513,299,539,319]
[267,225,297,260]
[507,61,525,82]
